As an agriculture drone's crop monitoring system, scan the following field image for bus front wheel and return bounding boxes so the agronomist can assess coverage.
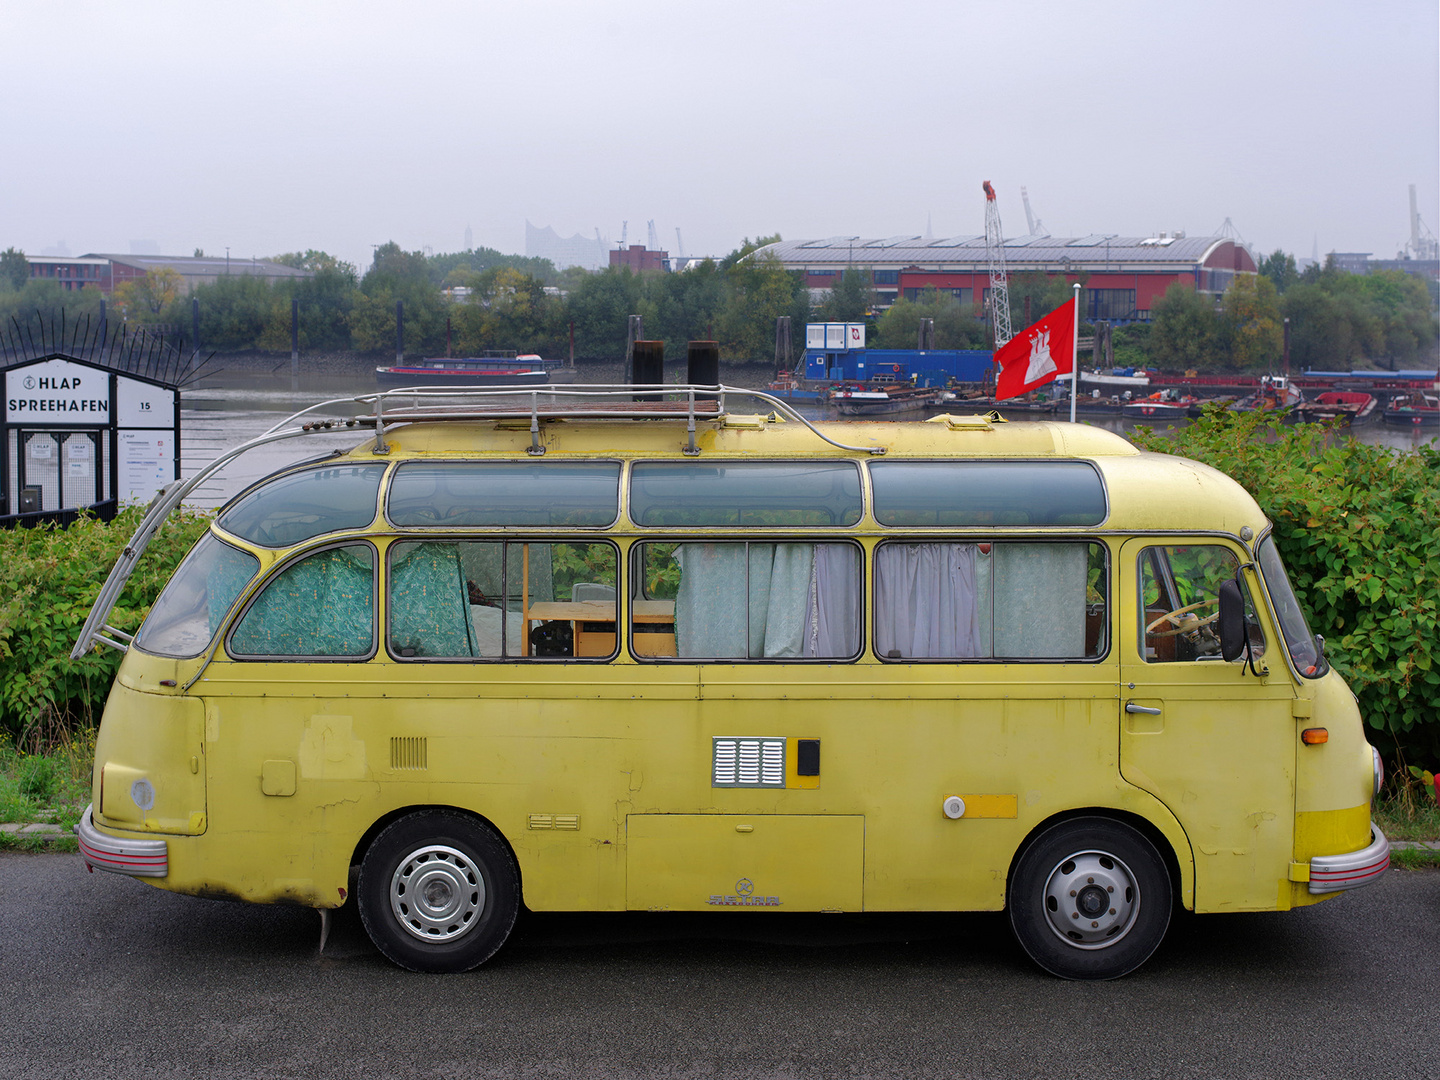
[1008,817,1171,980]
[357,810,519,973]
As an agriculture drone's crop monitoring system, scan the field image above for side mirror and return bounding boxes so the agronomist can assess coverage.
[1218,580,1246,663]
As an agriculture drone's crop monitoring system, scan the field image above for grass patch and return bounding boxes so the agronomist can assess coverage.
[1374,802,1440,843]
[1388,847,1440,871]
[0,726,94,832]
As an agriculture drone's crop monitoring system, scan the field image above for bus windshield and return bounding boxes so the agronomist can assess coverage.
[1257,535,1327,677]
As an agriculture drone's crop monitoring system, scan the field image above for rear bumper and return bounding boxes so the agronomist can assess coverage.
[75,804,168,878]
[1309,824,1389,894]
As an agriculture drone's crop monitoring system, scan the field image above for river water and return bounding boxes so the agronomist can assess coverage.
[176,368,1438,509]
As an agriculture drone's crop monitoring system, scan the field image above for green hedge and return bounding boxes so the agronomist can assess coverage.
[1130,411,1439,762]
[0,508,210,743]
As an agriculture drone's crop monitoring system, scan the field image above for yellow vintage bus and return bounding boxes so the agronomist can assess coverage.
[72,385,1388,979]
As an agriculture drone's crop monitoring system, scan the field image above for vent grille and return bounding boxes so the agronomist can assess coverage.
[390,736,428,771]
[713,737,785,788]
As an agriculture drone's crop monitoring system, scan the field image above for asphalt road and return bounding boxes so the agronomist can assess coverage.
[2,853,1436,1080]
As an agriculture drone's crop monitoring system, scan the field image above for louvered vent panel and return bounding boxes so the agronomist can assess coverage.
[712,737,785,788]
[390,736,428,771]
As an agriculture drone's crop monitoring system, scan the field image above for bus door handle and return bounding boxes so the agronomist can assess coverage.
[1125,703,1163,716]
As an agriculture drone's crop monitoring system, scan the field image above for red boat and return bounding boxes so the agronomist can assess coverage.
[1233,375,1304,412]
[1382,391,1440,426]
[1291,391,1377,425]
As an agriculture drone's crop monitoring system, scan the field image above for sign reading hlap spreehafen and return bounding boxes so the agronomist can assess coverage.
[3,354,179,518]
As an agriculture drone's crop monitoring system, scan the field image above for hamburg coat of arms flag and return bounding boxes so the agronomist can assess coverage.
[994,297,1077,400]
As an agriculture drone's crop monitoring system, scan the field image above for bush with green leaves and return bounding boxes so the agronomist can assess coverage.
[0,507,211,743]
[1130,411,1439,761]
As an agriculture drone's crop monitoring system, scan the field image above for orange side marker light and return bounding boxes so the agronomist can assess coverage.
[1301,728,1329,745]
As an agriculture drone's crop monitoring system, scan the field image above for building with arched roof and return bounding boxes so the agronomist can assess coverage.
[752,233,1257,322]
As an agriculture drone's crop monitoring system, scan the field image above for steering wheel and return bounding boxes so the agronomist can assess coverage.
[1146,598,1220,638]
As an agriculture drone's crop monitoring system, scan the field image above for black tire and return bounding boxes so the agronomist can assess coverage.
[357,810,519,973]
[1008,817,1172,980]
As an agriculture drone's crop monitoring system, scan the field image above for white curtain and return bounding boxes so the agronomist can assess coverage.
[874,542,1087,659]
[674,543,859,659]
[874,543,984,658]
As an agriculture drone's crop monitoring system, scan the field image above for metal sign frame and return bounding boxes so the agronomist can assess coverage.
[2,352,180,524]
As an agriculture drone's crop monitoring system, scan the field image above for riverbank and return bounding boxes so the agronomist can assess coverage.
[196,350,783,388]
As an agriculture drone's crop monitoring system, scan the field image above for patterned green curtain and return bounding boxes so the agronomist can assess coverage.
[230,545,375,657]
[389,543,475,658]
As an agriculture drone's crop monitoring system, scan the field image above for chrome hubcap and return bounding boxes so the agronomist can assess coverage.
[390,844,485,943]
[1042,849,1139,950]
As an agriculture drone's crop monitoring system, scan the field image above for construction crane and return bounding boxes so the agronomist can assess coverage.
[647,220,658,251]
[619,221,628,248]
[675,227,686,260]
[1407,183,1439,261]
[983,181,1013,348]
[1020,186,1049,237]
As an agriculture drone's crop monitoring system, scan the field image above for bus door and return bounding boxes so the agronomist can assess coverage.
[624,540,866,913]
[1117,538,1297,912]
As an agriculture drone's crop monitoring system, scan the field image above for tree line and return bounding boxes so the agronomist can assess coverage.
[2,241,1435,370]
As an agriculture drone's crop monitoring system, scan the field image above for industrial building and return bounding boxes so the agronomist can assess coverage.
[25,253,312,294]
[754,233,1258,322]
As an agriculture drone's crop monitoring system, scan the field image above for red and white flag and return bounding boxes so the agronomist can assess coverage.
[994,297,1077,401]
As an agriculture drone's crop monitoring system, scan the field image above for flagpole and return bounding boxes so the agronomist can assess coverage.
[1069,283,1081,424]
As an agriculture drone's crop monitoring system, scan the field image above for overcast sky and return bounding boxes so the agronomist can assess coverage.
[3,0,1436,272]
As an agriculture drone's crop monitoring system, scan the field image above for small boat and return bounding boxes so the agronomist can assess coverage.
[830,383,953,416]
[1291,391,1377,425]
[1382,391,1440,426]
[1233,375,1304,412]
[1080,367,1151,390]
[766,371,826,401]
[1123,389,1202,419]
[376,353,557,386]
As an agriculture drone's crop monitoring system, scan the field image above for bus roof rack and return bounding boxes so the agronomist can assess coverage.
[360,383,887,458]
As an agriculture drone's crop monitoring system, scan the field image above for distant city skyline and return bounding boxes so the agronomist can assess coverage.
[3,1,1435,275]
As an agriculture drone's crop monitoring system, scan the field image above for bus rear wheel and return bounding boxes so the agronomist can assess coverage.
[357,811,518,972]
[1008,817,1171,980]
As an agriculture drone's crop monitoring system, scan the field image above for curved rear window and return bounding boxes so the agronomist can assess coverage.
[134,533,259,658]
[218,464,386,547]
[870,461,1106,526]
[388,462,620,527]
[629,461,863,527]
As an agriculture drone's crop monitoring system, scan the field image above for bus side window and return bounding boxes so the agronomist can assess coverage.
[387,540,618,661]
[633,541,861,660]
[229,544,376,658]
[874,541,1105,661]
[1139,545,1265,663]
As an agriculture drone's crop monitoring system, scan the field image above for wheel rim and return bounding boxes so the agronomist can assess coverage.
[1041,848,1139,950]
[389,844,485,944]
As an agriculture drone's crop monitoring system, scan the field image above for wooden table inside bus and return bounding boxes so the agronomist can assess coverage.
[524,600,676,657]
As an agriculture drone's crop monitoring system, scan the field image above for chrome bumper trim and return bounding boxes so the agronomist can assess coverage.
[75,804,168,878]
[1309,824,1389,895]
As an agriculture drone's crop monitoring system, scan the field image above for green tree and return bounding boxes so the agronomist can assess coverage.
[565,267,643,358]
[184,275,279,351]
[0,247,28,292]
[427,247,558,286]
[1006,271,1079,332]
[1257,250,1300,295]
[872,289,987,350]
[113,267,183,321]
[1220,274,1284,371]
[1148,283,1222,370]
[0,278,103,328]
[816,267,875,322]
[353,242,451,355]
[716,247,807,361]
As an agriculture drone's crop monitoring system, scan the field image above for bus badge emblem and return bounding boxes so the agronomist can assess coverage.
[708,878,781,907]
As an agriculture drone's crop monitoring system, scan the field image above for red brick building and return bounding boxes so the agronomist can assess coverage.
[757,233,1257,321]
